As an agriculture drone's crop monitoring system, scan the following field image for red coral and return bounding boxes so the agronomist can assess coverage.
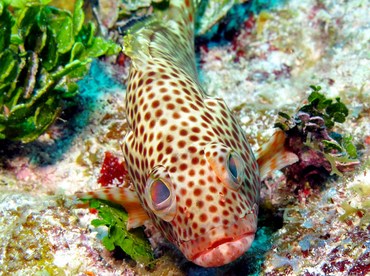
[116,52,128,67]
[364,135,370,145]
[98,151,128,186]
[89,208,98,214]
[243,15,256,35]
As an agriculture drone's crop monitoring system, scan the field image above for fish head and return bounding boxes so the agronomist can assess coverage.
[143,125,260,267]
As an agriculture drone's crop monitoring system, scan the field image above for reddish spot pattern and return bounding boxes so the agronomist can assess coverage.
[209,205,217,213]
[185,198,192,208]
[121,2,260,260]
[199,213,208,222]
[194,188,202,196]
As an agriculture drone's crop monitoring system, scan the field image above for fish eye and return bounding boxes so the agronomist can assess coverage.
[204,143,245,191]
[228,154,238,180]
[145,165,177,222]
[149,179,171,211]
[225,152,243,190]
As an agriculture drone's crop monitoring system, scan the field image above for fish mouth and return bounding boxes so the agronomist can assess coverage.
[179,214,257,267]
[191,231,255,267]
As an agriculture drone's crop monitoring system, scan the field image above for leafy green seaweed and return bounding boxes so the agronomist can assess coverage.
[87,198,155,266]
[0,0,120,142]
[275,85,358,180]
[299,85,349,129]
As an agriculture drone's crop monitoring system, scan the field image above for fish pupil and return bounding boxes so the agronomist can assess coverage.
[228,155,238,179]
[151,180,170,206]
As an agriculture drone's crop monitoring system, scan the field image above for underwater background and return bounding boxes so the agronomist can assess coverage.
[0,0,369,275]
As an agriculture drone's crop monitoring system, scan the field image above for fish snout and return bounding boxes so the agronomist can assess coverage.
[191,232,255,267]
[179,214,257,267]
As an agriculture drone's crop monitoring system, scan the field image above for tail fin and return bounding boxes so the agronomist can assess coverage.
[123,0,197,80]
[256,129,299,179]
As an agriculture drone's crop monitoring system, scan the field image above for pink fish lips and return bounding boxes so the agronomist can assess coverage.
[192,231,255,267]
[179,214,257,267]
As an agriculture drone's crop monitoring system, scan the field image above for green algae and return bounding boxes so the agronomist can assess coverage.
[0,0,120,143]
[341,181,370,227]
[275,86,359,185]
[87,198,155,267]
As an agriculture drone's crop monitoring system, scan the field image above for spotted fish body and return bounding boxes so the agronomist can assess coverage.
[78,0,297,267]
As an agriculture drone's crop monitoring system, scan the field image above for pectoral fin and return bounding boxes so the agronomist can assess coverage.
[256,129,299,179]
[76,187,150,230]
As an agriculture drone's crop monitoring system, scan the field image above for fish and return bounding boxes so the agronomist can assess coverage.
[76,0,298,267]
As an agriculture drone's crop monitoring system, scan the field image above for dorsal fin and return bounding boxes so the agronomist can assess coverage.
[256,129,299,179]
[123,0,197,80]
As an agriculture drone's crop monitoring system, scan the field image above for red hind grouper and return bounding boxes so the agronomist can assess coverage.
[76,0,298,267]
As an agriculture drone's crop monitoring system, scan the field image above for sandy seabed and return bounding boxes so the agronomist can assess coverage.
[0,0,369,275]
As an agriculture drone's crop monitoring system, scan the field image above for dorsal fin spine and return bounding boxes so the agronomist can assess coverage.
[123,0,197,79]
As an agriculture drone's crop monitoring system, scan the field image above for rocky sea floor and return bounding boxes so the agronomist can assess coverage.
[0,0,369,275]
